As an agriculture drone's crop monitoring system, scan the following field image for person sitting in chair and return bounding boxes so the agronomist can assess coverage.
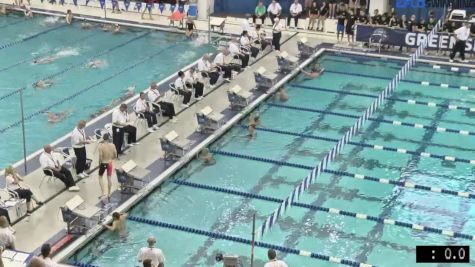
[135,92,159,133]
[39,144,79,192]
[4,166,43,215]
[174,71,193,108]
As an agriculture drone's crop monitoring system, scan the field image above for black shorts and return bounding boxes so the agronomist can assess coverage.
[99,163,112,176]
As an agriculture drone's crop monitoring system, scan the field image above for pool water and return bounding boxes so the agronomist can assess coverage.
[68,53,475,267]
[0,13,212,169]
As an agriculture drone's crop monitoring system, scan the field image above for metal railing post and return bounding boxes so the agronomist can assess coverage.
[20,89,27,174]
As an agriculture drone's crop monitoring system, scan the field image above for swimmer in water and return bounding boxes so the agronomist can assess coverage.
[301,64,325,79]
[23,4,32,18]
[0,4,7,15]
[33,56,57,65]
[276,87,288,102]
[102,24,112,32]
[81,20,93,29]
[248,115,261,139]
[103,212,128,236]
[47,111,70,123]
[65,9,73,25]
[87,59,104,69]
[113,24,120,34]
[33,79,54,89]
[121,86,135,100]
[199,148,216,165]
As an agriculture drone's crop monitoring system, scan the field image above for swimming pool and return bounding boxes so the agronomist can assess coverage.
[0,13,212,169]
[67,52,475,266]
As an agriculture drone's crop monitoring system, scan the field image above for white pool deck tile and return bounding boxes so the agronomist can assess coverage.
[6,15,316,254]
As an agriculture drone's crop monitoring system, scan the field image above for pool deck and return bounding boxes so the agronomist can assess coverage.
[3,2,475,264]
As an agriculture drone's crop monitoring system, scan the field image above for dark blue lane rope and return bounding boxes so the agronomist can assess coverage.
[0,24,66,50]
[0,31,101,73]
[69,262,100,267]
[172,179,475,240]
[0,88,24,102]
[0,39,177,134]
[267,103,475,136]
[128,216,376,266]
[35,31,150,84]
[324,69,475,91]
[289,84,474,112]
[209,149,475,200]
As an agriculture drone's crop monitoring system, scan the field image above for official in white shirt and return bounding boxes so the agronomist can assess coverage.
[287,0,303,28]
[450,22,472,63]
[241,30,260,58]
[137,236,166,267]
[229,38,249,68]
[39,144,79,192]
[272,17,284,51]
[186,67,204,100]
[264,249,288,267]
[198,54,220,86]
[71,120,91,178]
[136,92,158,133]
[253,24,269,50]
[213,48,233,81]
[174,71,193,107]
[267,0,282,25]
[147,82,165,116]
[112,104,138,155]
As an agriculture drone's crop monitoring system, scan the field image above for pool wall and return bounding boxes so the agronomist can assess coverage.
[53,47,325,263]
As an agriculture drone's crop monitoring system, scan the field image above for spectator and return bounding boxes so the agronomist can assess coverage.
[336,4,347,42]
[71,120,91,179]
[346,9,356,44]
[39,145,79,192]
[388,13,399,28]
[407,14,417,32]
[287,0,302,29]
[267,0,282,25]
[417,18,427,32]
[426,16,436,32]
[399,14,407,29]
[381,13,389,25]
[0,216,14,250]
[39,243,56,266]
[308,1,319,30]
[264,249,288,267]
[111,104,138,155]
[4,166,43,214]
[136,92,158,133]
[137,236,166,267]
[174,71,193,107]
[357,9,368,24]
[272,17,284,51]
[98,133,116,200]
[370,9,381,25]
[316,1,329,31]
[328,0,336,19]
[450,22,471,63]
[253,1,267,25]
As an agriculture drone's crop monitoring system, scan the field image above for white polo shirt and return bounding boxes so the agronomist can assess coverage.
[240,36,251,47]
[174,76,185,89]
[197,58,211,72]
[148,89,161,103]
[273,21,284,33]
[135,98,149,113]
[39,152,61,169]
[213,52,226,65]
[137,247,165,267]
[268,2,281,15]
[184,70,195,84]
[71,127,86,148]
[289,3,302,14]
[455,26,471,41]
[228,42,241,55]
[112,109,129,128]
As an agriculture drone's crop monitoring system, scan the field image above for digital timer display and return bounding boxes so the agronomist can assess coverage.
[416,246,469,263]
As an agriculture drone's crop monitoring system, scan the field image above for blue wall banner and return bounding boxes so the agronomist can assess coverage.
[356,25,475,53]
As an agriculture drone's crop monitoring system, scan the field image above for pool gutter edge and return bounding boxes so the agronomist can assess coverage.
[53,45,325,264]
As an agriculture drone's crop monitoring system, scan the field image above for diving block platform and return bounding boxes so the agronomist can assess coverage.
[160,130,190,161]
[210,17,225,33]
[276,51,299,74]
[196,106,224,133]
[254,66,278,91]
[228,85,252,110]
[297,37,316,59]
